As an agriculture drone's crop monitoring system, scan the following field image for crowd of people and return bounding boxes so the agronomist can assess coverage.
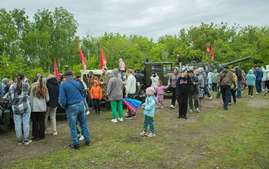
[1,60,268,150]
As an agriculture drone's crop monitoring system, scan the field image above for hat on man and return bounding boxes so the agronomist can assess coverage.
[256,65,260,67]
[89,71,93,74]
[63,70,73,76]
[234,64,239,66]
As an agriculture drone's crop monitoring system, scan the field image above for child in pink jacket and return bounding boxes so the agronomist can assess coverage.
[155,81,170,108]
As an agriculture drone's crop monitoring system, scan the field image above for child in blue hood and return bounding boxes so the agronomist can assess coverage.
[245,70,256,97]
[140,87,156,137]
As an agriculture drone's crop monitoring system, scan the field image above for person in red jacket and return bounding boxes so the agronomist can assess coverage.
[90,80,102,114]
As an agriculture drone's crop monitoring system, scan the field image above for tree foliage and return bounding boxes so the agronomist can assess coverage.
[0,8,269,81]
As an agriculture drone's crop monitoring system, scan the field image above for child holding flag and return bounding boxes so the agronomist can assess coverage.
[140,87,156,137]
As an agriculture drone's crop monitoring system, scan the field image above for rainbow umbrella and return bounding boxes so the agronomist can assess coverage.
[121,98,142,114]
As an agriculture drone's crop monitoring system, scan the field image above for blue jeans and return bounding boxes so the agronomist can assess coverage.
[66,102,90,145]
[212,83,217,92]
[13,105,31,140]
[221,86,231,110]
[84,98,89,112]
[256,80,262,93]
[237,80,241,97]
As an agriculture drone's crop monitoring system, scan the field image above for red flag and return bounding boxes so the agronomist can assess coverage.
[210,45,214,60]
[78,41,87,71]
[100,46,107,70]
[54,58,60,80]
[206,43,211,53]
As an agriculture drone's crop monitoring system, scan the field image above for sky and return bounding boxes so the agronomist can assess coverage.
[1,0,269,41]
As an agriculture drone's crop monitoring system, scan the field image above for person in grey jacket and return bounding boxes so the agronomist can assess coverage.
[168,67,180,109]
[125,69,136,119]
[107,69,124,122]
[30,76,49,141]
[201,66,212,99]
[196,68,204,107]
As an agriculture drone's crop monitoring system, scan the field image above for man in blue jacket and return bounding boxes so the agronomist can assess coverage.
[255,65,263,94]
[59,70,90,150]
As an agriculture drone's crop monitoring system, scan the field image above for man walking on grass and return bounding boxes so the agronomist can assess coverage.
[255,65,263,94]
[59,70,91,150]
[217,65,236,110]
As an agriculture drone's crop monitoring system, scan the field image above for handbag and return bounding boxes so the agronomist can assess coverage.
[216,91,221,99]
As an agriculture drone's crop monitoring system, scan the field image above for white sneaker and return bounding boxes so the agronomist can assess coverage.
[161,106,164,109]
[79,135,85,141]
[195,108,200,113]
[190,109,193,113]
[147,133,156,137]
[140,131,147,136]
[209,96,212,99]
[251,96,253,97]
[111,118,117,123]
[263,89,265,91]
[86,111,90,116]
[170,105,175,109]
[156,106,159,108]
[24,139,32,145]
[118,117,123,122]
[256,92,259,94]
[53,132,57,136]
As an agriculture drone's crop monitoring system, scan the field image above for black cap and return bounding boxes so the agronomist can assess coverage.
[63,70,73,76]
[234,64,239,66]
[256,65,260,67]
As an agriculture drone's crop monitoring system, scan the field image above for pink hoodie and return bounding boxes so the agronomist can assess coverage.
[155,85,169,96]
[119,58,125,71]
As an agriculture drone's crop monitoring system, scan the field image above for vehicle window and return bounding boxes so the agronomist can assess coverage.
[163,63,172,72]
[152,65,162,73]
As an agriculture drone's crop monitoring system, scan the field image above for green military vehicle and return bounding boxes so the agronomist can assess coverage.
[144,62,174,87]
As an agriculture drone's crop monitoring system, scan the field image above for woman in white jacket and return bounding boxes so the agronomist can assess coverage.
[30,76,49,141]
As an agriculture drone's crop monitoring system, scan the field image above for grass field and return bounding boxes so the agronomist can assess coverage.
[0,90,268,169]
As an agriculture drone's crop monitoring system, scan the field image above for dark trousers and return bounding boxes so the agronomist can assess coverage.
[177,93,188,116]
[212,83,217,92]
[32,112,45,139]
[221,86,231,110]
[127,93,135,116]
[188,92,199,110]
[256,80,262,93]
[248,86,254,96]
[171,87,177,106]
[266,81,269,89]
[204,84,211,97]
[93,99,100,111]
[229,89,236,103]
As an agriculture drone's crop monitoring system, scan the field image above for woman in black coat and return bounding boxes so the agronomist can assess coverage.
[45,75,59,136]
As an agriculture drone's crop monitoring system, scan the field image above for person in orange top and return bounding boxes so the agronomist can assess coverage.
[90,80,102,114]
